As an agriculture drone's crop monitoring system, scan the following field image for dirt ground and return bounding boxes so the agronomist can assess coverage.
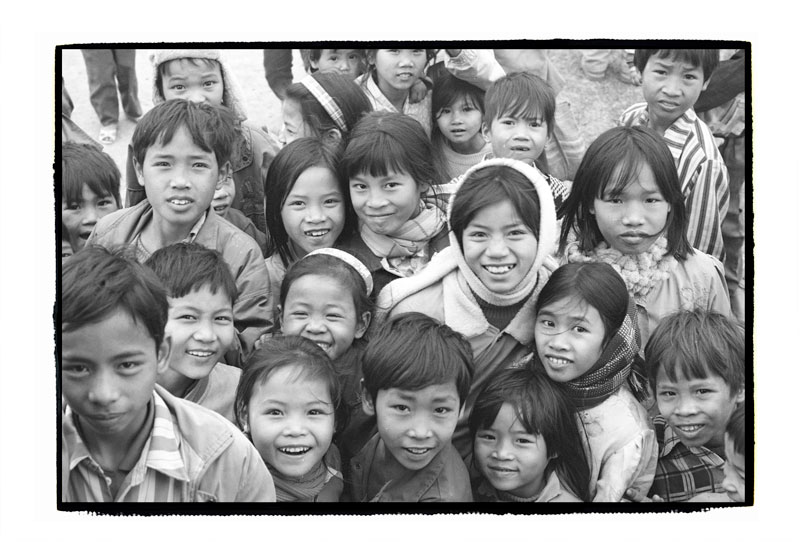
[59,47,642,200]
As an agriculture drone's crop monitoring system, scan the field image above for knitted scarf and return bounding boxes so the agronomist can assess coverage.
[565,236,677,301]
[555,301,641,411]
[267,447,343,502]
[360,199,446,278]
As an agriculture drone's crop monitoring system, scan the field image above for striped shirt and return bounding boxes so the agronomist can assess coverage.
[618,103,730,260]
[648,415,725,502]
[63,392,191,502]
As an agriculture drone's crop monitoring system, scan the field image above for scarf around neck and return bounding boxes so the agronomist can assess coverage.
[360,199,446,277]
[556,301,641,411]
[565,236,677,301]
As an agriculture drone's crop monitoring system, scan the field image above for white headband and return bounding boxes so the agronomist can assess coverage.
[304,248,373,296]
[299,75,348,133]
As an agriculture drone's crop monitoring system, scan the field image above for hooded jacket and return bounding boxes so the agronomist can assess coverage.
[375,158,559,458]
[124,49,280,233]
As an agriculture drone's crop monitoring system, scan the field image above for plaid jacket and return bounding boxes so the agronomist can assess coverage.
[648,414,725,502]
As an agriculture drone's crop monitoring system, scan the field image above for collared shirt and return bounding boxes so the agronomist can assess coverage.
[618,103,730,260]
[348,433,472,502]
[361,74,432,137]
[475,471,582,502]
[648,414,725,502]
[63,391,192,502]
[132,210,208,263]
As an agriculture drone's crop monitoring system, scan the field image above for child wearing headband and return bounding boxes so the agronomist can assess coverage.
[278,72,372,150]
[277,248,375,468]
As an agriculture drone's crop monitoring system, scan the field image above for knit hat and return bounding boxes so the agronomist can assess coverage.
[446,158,558,305]
[149,49,249,121]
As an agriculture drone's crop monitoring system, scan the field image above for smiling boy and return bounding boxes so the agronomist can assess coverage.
[644,309,745,502]
[348,312,474,502]
[87,99,272,365]
[619,49,729,261]
[61,246,274,502]
[145,243,240,423]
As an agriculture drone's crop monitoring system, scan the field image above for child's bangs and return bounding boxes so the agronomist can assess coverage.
[62,166,119,206]
[161,57,220,76]
[657,349,718,387]
[652,49,703,71]
[598,149,646,199]
[345,132,412,180]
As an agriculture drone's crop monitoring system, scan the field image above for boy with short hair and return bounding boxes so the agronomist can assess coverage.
[303,48,367,81]
[349,312,474,502]
[61,141,121,252]
[60,246,275,502]
[145,243,240,423]
[644,309,745,502]
[481,72,570,213]
[619,49,729,261]
[87,99,272,365]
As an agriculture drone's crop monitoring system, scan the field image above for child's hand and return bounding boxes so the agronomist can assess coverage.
[408,80,429,104]
[624,488,664,502]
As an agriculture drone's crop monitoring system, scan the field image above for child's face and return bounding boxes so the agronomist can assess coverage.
[61,184,120,251]
[61,310,169,442]
[371,49,428,97]
[535,295,606,383]
[61,238,74,259]
[484,112,549,166]
[247,365,335,478]
[135,125,227,231]
[364,382,460,471]
[655,366,744,449]
[163,285,235,388]
[278,98,311,147]
[349,170,426,237]
[211,174,236,218]
[641,54,708,131]
[311,49,365,81]
[474,402,551,499]
[591,162,670,255]
[161,59,224,107]
[280,166,345,256]
[462,199,538,294]
[281,274,367,361]
[436,95,485,153]
[721,433,745,502]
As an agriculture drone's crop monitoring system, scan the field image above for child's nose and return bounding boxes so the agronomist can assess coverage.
[87,371,120,407]
[365,190,387,208]
[282,415,308,436]
[81,206,98,225]
[492,438,514,460]
[305,315,327,333]
[621,203,646,226]
[277,125,288,146]
[662,76,681,97]
[674,396,699,416]
[407,417,433,439]
[187,89,207,104]
[546,332,569,351]
[485,236,510,257]
[192,319,215,342]
[305,203,325,223]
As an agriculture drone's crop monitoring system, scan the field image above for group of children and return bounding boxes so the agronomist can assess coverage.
[59,47,748,505]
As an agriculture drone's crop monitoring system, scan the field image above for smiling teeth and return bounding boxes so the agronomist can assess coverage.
[305,230,329,237]
[406,448,430,455]
[485,265,514,274]
[170,199,190,205]
[677,425,703,432]
[187,350,214,357]
[279,446,310,455]
[547,356,571,365]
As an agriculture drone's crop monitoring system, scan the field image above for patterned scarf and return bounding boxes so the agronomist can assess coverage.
[556,301,641,411]
[565,236,677,301]
[267,448,343,502]
[360,199,446,278]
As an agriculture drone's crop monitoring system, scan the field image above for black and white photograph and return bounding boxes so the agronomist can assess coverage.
[0,3,790,555]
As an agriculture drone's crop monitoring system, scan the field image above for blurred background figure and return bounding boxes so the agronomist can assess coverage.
[80,48,142,145]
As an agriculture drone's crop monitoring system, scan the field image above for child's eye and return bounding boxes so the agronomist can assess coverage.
[289,311,308,318]
[657,390,676,398]
[466,230,487,239]
[350,183,367,192]
[434,407,453,415]
[178,314,197,321]
[696,388,714,396]
[153,161,170,168]
[539,319,555,328]
[391,404,410,413]
[326,313,343,320]
[63,364,90,376]
[323,198,341,207]
[265,409,283,416]
[573,325,589,333]
[515,437,535,445]
[500,118,516,126]
[66,202,80,211]
[215,315,233,324]
[438,107,451,116]
[97,198,115,208]
[118,361,142,374]
[287,200,305,208]
[477,432,496,441]
[653,69,667,76]
[384,182,400,190]
[508,228,529,237]
[528,120,543,128]
[308,408,329,416]
[171,84,186,91]
[193,162,211,169]
[203,80,218,87]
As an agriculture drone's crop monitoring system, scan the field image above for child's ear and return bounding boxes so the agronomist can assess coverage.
[361,382,376,416]
[156,336,172,376]
[133,157,145,187]
[733,387,745,405]
[354,311,371,340]
[481,122,492,143]
[701,78,711,92]
[321,128,342,149]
